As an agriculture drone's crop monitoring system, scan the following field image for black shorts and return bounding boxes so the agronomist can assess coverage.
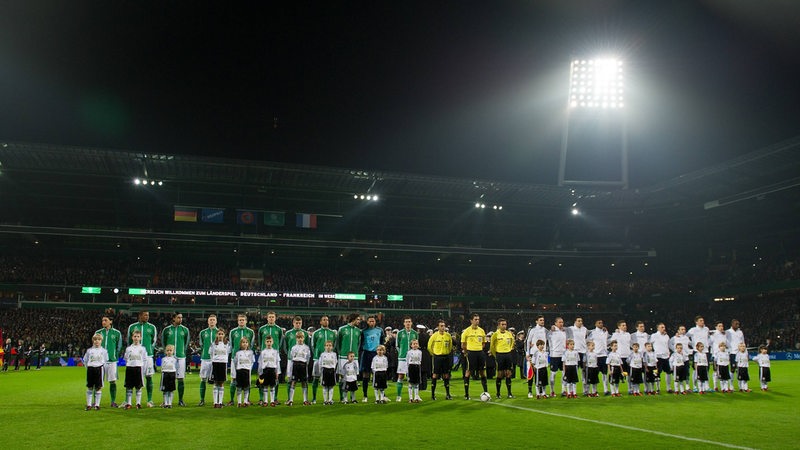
[236,369,251,388]
[737,366,750,382]
[630,367,643,384]
[125,366,143,389]
[645,366,657,383]
[657,357,672,374]
[432,355,452,375]
[564,365,579,383]
[261,367,277,387]
[675,365,688,382]
[586,367,599,385]
[211,362,227,384]
[495,352,514,372]
[535,367,548,387]
[160,371,176,392]
[408,363,422,385]
[322,367,336,387]
[696,365,708,382]
[609,365,623,384]
[360,350,376,373]
[345,380,358,392]
[466,350,486,373]
[717,365,731,381]
[759,367,771,382]
[596,356,607,373]
[549,356,562,373]
[292,362,308,383]
[86,366,103,389]
[373,371,388,390]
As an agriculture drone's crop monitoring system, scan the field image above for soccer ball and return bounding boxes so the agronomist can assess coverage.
[480,392,492,402]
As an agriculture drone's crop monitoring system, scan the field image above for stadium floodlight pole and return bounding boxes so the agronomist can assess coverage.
[558,57,629,189]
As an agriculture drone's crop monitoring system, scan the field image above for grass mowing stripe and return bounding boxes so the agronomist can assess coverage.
[484,400,756,450]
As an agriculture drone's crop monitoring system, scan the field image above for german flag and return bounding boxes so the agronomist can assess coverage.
[174,206,197,222]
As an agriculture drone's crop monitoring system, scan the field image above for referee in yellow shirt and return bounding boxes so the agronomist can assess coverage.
[460,313,488,400]
[428,320,454,400]
[489,318,516,399]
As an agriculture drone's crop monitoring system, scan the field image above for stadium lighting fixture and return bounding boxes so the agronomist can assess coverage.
[571,207,580,216]
[569,58,624,110]
[134,178,141,185]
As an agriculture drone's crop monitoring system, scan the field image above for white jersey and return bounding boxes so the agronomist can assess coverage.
[587,327,608,357]
[566,325,587,353]
[628,350,643,369]
[371,355,389,372]
[563,349,579,366]
[343,360,360,382]
[607,351,622,367]
[210,342,230,363]
[753,353,770,367]
[644,351,658,367]
[319,351,338,369]
[161,355,177,372]
[687,325,710,353]
[714,351,730,367]
[734,351,749,367]
[632,331,650,350]
[670,334,691,355]
[649,332,671,359]
[585,351,598,369]
[694,352,708,367]
[407,348,422,366]
[234,349,255,371]
[526,325,549,353]
[124,344,148,367]
[259,348,281,373]
[84,347,108,368]
[548,328,567,357]
[709,331,727,355]
[610,331,632,358]
[530,350,548,369]
[670,352,689,368]
[726,328,745,355]
[290,344,311,363]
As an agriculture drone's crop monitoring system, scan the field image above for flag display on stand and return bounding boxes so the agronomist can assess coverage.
[264,211,285,227]
[296,213,317,229]
[173,207,197,222]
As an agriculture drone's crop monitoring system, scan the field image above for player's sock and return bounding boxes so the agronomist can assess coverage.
[464,378,470,396]
[110,382,117,404]
[146,377,153,402]
[496,378,502,396]
[362,378,369,398]
[396,380,403,398]
[178,379,185,402]
[95,390,102,406]
[212,386,218,404]
[230,382,237,402]
[527,379,533,393]
[135,389,142,405]
[200,381,206,402]
[408,385,413,400]
[86,389,93,406]
[312,379,319,402]
[506,377,512,395]
[302,386,308,402]
[126,389,132,405]
[431,378,437,397]
[286,383,292,401]
[237,389,242,405]
[549,372,556,389]
[338,383,344,401]
[444,378,450,396]
[480,377,488,393]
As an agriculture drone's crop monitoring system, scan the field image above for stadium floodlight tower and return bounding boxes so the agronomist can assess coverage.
[558,57,628,189]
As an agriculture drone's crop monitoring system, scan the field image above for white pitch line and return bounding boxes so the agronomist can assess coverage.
[485,401,755,450]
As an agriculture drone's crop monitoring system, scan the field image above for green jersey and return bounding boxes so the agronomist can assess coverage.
[128,321,158,356]
[95,327,122,361]
[198,327,218,360]
[336,324,362,359]
[257,323,283,351]
[396,328,418,360]
[282,328,310,354]
[229,326,255,361]
[311,327,337,359]
[161,324,190,358]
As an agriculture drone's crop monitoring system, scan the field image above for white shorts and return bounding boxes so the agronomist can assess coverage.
[103,362,118,382]
[144,357,155,377]
[312,360,322,378]
[199,360,213,380]
[397,359,408,375]
[175,358,186,378]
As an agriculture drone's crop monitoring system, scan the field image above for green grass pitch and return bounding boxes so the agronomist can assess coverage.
[1,363,797,449]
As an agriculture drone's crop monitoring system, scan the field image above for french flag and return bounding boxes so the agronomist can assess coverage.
[296,213,317,229]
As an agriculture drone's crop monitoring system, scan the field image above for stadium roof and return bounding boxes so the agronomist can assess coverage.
[1,138,799,268]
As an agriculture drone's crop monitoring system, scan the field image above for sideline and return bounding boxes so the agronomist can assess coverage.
[485,400,755,449]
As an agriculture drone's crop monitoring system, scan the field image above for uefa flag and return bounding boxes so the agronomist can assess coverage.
[237,210,257,225]
[296,213,317,229]
[264,211,285,227]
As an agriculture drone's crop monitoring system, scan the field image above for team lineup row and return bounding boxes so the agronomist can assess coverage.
[82,311,774,409]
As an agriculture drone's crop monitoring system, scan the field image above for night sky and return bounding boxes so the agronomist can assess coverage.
[1,1,798,187]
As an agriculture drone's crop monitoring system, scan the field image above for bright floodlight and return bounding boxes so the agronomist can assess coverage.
[569,58,624,109]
